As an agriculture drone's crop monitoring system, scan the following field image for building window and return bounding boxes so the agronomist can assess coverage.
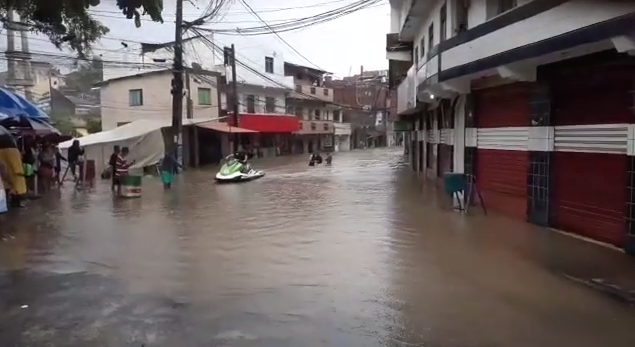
[456,0,469,34]
[498,0,517,14]
[197,87,212,105]
[299,122,303,129]
[265,56,274,73]
[420,37,426,59]
[428,23,434,49]
[440,2,447,42]
[295,85,302,92]
[295,107,304,118]
[265,96,276,113]
[333,110,341,122]
[323,123,329,131]
[310,87,316,94]
[246,94,256,113]
[129,89,143,106]
[323,88,329,96]
[313,109,320,120]
[310,122,316,130]
[286,105,294,114]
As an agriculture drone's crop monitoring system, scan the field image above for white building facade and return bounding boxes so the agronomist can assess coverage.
[388,0,635,254]
[100,37,294,120]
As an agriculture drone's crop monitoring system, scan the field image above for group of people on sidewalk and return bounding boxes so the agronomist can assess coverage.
[0,136,86,212]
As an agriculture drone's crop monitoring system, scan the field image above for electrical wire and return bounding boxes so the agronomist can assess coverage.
[237,0,324,71]
[190,29,387,112]
[191,0,383,36]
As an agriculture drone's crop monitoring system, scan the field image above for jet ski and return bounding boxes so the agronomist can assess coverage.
[215,158,265,183]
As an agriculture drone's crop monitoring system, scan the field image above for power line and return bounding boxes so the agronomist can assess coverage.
[237,0,325,72]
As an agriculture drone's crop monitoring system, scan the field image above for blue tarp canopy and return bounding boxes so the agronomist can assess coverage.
[0,86,50,121]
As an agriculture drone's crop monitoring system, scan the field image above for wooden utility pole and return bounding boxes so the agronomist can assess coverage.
[170,0,185,163]
[224,44,240,152]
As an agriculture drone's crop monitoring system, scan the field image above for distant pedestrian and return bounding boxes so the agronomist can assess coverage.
[108,145,120,191]
[114,147,134,195]
[160,152,182,189]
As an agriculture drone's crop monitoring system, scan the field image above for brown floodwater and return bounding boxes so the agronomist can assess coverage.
[0,148,634,347]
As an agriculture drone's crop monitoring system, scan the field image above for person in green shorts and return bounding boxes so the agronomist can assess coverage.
[160,153,182,189]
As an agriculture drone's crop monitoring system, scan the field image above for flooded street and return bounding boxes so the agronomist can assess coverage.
[1,148,634,347]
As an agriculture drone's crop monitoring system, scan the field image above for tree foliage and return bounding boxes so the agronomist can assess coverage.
[50,116,75,135]
[86,118,101,133]
[0,0,164,58]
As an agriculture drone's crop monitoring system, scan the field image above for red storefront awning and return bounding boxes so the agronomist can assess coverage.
[233,113,300,133]
[197,121,257,133]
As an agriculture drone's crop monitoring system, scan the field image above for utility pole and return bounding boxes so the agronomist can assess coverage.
[170,0,185,164]
[224,44,240,152]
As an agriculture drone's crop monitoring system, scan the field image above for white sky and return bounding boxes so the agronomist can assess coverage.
[2,0,390,78]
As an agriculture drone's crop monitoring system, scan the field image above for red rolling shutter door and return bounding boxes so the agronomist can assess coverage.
[550,65,630,247]
[475,83,530,220]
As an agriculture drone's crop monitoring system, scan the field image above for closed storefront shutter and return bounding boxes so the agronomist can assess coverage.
[552,152,626,246]
[475,83,530,219]
[549,60,631,247]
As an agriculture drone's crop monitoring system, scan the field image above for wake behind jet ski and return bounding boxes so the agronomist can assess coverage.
[215,149,264,183]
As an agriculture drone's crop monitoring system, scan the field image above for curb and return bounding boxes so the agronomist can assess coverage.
[562,274,635,305]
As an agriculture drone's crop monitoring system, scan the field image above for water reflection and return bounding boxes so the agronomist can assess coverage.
[0,148,634,346]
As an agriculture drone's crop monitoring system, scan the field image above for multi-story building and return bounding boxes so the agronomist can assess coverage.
[99,38,301,158]
[97,69,222,130]
[327,73,390,148]
[284,62,337,153]
[388,0,635,254]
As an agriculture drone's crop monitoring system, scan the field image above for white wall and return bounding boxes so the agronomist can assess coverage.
[101,36,294,90]
[234,84,286,114]
[100,71,220,130]
[442,0,635,71]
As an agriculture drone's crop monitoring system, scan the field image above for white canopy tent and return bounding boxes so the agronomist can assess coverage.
[59,118,209,174]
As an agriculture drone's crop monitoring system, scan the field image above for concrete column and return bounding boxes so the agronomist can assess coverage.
[453,96,466,174]
[626,77,635,255]
[526,82,553,227]
[463,94,476,179]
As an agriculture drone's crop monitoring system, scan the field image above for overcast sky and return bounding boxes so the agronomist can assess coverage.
[2,0,389,78]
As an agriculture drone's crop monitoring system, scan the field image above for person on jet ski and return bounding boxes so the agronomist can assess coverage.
[231,147,251,173]
[308,151,323,166]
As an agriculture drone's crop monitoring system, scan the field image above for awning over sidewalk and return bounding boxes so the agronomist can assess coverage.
[197,121,258,133]
[232,113,300,133]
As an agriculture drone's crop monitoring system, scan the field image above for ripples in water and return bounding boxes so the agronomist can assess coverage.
[1,149,635,347]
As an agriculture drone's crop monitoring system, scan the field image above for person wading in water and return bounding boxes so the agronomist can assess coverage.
[114,147,134,196]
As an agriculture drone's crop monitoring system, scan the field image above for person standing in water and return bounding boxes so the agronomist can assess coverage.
[108,145,120,191]
[160,152,182,189]
[67,140,84,180]
[114,147,134,195]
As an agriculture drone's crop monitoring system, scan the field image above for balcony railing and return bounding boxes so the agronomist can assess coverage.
[295,120,334,134]
[290,85,334,102]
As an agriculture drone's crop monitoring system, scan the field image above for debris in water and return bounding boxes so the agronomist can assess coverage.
[20,305,28,309]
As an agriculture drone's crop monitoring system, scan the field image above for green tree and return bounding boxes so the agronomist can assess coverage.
[86,118,102,133]
[51,116,75,135]
[0,0,164,58]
